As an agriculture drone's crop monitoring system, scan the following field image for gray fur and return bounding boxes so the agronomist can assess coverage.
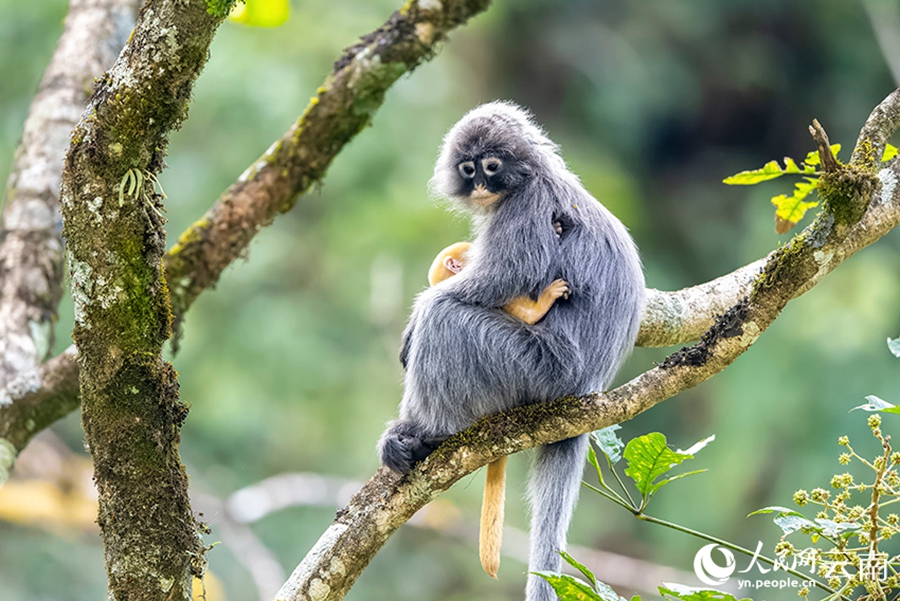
[379,102,645,601]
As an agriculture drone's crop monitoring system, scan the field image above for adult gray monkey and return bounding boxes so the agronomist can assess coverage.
[378,101,645,601]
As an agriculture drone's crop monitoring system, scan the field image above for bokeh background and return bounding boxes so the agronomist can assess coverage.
[1,0,900,599]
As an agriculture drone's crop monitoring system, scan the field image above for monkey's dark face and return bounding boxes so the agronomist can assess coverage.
[455,154,507,207]
[445,139,533,210]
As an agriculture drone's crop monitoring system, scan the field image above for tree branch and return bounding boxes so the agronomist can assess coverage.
[637,259,766,347]
[164,0,493,328]
[273,90,900,601]
[0,0,138,478]
[58,0,227,598]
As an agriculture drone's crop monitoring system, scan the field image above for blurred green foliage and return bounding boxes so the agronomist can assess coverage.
[1,0,899,600]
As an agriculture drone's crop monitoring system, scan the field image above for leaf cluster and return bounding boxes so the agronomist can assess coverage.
[723,144,898,234]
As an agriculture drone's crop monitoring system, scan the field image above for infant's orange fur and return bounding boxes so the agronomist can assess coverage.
[428,241,570,325]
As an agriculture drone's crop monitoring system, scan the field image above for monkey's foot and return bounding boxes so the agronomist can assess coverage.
[378,421,446,474]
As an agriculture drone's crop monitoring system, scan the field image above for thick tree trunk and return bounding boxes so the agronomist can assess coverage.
[58,0,226,598]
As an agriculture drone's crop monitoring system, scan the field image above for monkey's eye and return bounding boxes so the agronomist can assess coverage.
[458,161,476,179]
[482,157,502,175]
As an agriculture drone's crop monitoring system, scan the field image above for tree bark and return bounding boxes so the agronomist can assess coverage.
[58,0,226,598]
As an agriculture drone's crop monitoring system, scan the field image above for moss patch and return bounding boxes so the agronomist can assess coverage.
[659,298,750,369]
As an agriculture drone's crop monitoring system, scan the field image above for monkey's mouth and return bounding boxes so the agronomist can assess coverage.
[470,186,501,207]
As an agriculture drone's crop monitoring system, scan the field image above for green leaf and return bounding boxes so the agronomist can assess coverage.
[883,143,899,162]
[560,551,598,592]
[723,160,788,185]
[888,337,900,357]
[851,395,900,415]
[229,0,290,27]
[771,178,819,233]
[659,583,749,601]
[748,505,806,518]
[782,157,802,174]
[623,433,710,498]
[748,505,814,534]
[774,514,816,535]
[592,426,625,464]
[532,572,605,601]
[592,581,625,601]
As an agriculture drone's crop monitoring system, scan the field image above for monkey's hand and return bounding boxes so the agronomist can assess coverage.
[503,279,570,325]
[378,421,447,474]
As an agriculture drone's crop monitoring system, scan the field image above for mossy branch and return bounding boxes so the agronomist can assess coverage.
[273,89,900,601]
[58,0,226,598]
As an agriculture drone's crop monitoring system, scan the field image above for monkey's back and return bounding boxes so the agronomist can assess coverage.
[545,182,644,395]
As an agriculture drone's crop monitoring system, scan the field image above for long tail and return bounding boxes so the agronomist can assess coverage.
[525,434,589,601]
[480,456,508,578]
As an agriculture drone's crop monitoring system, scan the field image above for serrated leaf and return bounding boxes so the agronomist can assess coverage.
[532,572,605,601]
[659,583,749,601]
[723,160,787,185]
[888,337,900,357]
[587,446,605,486]
[592,426,625,464]
[782,157,802,174]
[851,395,900,415]
[623,433,697,498]
[229,0,289,27]
[771,178,819,233]
[560,551,599,591]
[883,144,898,162]
[804,143,841,167]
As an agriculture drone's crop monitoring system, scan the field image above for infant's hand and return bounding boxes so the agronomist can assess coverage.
[547,279,571,300]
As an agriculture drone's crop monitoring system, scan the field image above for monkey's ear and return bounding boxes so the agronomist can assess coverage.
[443,256,464,274]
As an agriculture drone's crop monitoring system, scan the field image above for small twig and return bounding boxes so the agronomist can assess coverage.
[810,118,839,172]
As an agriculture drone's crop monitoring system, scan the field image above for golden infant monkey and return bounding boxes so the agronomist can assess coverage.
[426,222,569,579]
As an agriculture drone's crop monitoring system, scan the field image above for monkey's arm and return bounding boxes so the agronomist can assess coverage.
[503,279,570,325]
[399,320,414,369]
